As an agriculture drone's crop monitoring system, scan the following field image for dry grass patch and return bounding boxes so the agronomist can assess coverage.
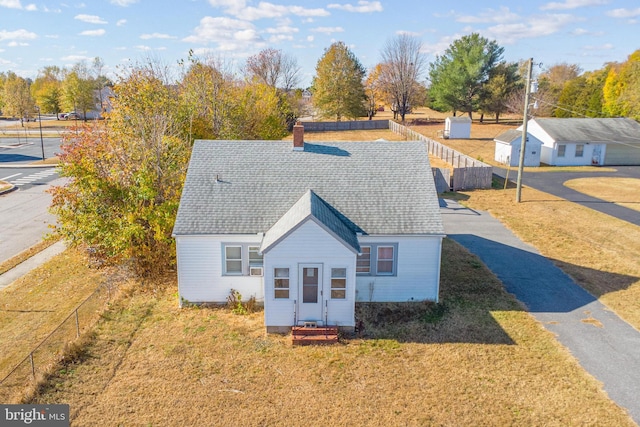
[0,181,12,192]
[0,248,104,378]
[26,240,633,426]
[458,185,640,330]
[0,239,59,276]
[565,177,640,212]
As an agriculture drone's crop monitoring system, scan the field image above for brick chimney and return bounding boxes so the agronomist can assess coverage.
[293,122,304,151]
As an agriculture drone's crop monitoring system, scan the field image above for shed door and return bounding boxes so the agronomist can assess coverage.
[297,264,323,324]
[604,143,640,165]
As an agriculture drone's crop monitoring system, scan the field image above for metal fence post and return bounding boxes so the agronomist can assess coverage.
[75,309,80,338]
[30,353,35,379]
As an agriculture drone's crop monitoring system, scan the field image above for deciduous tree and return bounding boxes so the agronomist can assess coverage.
[479,61,522,122]
[2,71,35,125]
[31,66,65,117]
[312,41,367,121]
[379,34,426,121]
[50,64,192,275]
[245,48,300,91]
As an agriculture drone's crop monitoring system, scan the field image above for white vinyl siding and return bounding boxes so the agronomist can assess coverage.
[175,235,264,305]
[356,236,442,303]
[263,220,356,328]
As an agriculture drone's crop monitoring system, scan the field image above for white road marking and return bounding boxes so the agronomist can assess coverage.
[1,173,22,180]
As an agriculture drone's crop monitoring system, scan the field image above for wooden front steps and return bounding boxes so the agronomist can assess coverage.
[291,325,339,346]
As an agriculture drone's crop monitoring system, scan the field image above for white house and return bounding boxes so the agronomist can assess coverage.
[444,116,471,139]
[172,125,446,333]
[526,118,640,166]
[494,129,543,167]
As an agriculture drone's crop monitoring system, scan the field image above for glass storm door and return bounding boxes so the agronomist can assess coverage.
[297,264,323,324]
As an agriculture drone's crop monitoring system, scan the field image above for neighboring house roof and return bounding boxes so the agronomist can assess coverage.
[494,129,523,144]
[531,118,640,144]
[446,116,471,123]
[173,140,444,237]
[260,189,361,254]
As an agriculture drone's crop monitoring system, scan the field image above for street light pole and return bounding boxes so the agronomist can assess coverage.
[515,58,533,203]
[36,106,45,161]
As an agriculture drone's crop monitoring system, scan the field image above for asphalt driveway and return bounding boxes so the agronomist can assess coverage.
[494,166,640,226]
[441,198,640,424]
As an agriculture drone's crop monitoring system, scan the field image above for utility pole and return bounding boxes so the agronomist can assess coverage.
[515,58,533,203]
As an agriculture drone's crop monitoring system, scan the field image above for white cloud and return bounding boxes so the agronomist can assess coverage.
[0,29,37,41]
[208,0,329,21]
[306,35,314,42]
[116,19,127,26]
[606,7,640,18]
[61,55,91,62]
[135,45,152,51]
[110,0,138,6]
[140,33,176,40]
[541,0,609,11]
[24,3,36,11]
[79,29,106,36]
[269,34,293,43]
[327,1,382,13]
[265,25,299,34]
[0,0,22,9]
[582,43,614,50]
[183,16,265,51]
[456,7,519,24]
[310,26,344,34]
[396,30,421,37]
[483,13,582,45]
[7,41,29,47]
[74,14,108,24]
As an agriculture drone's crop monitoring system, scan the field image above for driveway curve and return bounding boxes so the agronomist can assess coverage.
[440,198,640,424]
[493,166,640,226]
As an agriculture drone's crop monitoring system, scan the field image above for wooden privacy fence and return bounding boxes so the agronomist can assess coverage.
[300,120,389,132]
[389,121,493,191]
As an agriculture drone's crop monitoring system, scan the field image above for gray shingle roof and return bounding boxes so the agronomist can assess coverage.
[533,118,640,144]
[172,140,444,236]
[260,190,361,254]
[494,129,522,144]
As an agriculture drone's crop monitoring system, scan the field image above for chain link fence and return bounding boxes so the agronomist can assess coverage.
[0,283,113,403]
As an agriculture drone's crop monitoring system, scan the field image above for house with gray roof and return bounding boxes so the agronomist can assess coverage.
[494,129,543,167]
[172,124,445,332]
[526,118,640,166]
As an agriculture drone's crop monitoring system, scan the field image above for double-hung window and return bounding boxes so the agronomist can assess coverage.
[274,268,290,299]
[575,144,584,158]
[357,243,398,276]
[558,144,566,157]
[224,246,243,275]
[223,244,263,276]
[331,268,347,299]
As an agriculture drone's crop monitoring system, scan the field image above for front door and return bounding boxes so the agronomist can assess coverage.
[297,264,323,324]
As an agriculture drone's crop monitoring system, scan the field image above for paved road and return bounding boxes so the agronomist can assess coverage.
[495,166,640,226]
[440,198,640,424]
[0,179,59,263]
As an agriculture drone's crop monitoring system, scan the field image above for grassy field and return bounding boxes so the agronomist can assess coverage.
[24,240,634,426]
[0,249,106,379]
[565,177,640,213]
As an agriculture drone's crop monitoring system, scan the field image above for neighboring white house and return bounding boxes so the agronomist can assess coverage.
[494,129,543,167]
[526,118,640,166]
[444,116,471,139]
[172,126,446,333]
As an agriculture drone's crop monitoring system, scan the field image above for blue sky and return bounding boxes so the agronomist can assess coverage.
[1,0,639,86]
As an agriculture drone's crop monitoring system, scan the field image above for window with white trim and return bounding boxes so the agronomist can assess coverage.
[274,268,290,299]
[356,246,371,273]
[377,246,395,275]
[356,243,398,276]
[222,243,263,275]
[575,144,584,157]
[558,144,566,157]
[224,246,242,275]
[331,268,347,299]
